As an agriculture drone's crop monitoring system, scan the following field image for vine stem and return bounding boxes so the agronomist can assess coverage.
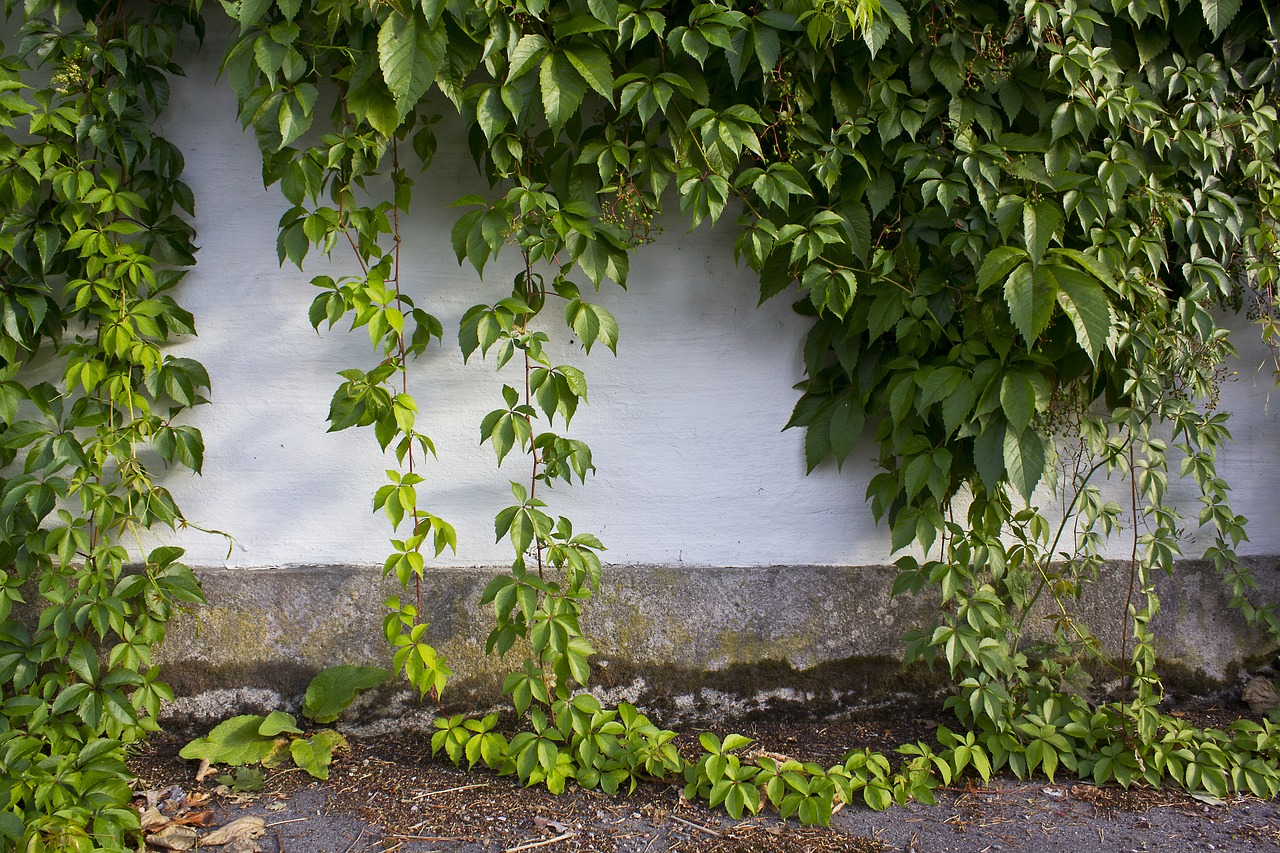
[389,138,422,621]
[521,247,545,581]
[1121,441,1139,672]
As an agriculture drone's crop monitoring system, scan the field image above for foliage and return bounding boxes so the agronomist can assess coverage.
[0,0,210,848]
[204,0,1280,828]
[4,0,1277,841]
[180,665,387,780]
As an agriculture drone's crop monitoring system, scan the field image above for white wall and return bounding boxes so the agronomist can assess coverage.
[151,35,1280,569]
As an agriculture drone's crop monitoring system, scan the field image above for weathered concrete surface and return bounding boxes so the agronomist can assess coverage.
[157,558,1280,729]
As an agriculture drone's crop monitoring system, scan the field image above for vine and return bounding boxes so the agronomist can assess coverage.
[10,0,1280,845]
[206,0,1280,826]
[0,1,210,849]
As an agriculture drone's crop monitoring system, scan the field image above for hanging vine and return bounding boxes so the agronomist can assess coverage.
[9,0,1280,846]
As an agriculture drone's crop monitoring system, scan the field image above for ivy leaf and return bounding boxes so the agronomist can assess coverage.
[378,11,444,118]
[972,421,1006,492]
[1200,0,1242,38]
[999,371,1036,435]
[929,49,964,95]
[1003,427,1046,503]
[757,250,793,304]
[1053,264,1113,363]
[1023,198,1061,265]
[976,247,1026,295]
[238,0,273,31]
[919,366,965,409]
[941,379,976,436]
[828,396,864,467]
[805,399,834,472]
[507,34,550,81]
[1003,263,1057,345]
[540,52,588,129]
[563,46,613,101]
[278,84,317,149]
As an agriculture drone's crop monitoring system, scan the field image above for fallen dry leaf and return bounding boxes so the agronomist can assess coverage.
[195,758,212,783]
[140,807,168,831]
[200,816,266,847]
[533,816,570,834]
[171,811,216,828]
[146,824,197,850]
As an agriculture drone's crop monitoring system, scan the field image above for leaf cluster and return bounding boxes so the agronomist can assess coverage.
[179,665,388,780]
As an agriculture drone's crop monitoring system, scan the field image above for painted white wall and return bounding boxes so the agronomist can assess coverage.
[149,35,1280,569]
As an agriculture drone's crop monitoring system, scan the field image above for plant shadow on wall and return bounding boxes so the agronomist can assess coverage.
[7,0,1280,849]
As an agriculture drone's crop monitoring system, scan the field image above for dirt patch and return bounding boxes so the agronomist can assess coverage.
[129,709,1280,853]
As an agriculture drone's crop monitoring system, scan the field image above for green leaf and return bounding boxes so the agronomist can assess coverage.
[180,715,276,765]
[507,34,550,81]
[290,729,347,779]
[563,46,613,101]
[378,11,444,117]
[1200,0,1242,38]
[1003,427,1046,502]
[259,710,302,736]
[828,396,864,466]
[976,247,1026,295]
[303,665,390,724]
[1003,263,1057,345]
[1023,199,1061,265]
[238,0,272,30]
[1053,264,1113,363]
[973,421,1006,491]
[540,52,588,129]
[999,372,1036,435]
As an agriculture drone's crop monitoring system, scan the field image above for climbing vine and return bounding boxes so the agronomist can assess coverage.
[8,0,1280,846]
[205,0,1280,826]
[0,1,210,849]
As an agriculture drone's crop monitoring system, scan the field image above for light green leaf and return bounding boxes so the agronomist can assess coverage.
[180,715,276,765]
[378,11,444,117]
[259,710,302,736]
[290,729,347,779]
[540,52,588,128]
[563,46,613,100]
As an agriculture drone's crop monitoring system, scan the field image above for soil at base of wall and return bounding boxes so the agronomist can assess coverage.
[128,704,1280,853]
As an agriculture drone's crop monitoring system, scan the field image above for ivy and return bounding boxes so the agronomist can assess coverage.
[202,0,1280,826]
[7,0,1280,843]
[0,0,211,848]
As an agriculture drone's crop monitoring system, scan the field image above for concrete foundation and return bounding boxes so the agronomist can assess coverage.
[157,557,1280,730]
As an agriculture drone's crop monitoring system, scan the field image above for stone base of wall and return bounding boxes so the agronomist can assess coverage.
[157,559,1280,730]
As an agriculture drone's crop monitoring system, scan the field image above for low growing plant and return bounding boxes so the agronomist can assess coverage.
[180,665,389,780]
